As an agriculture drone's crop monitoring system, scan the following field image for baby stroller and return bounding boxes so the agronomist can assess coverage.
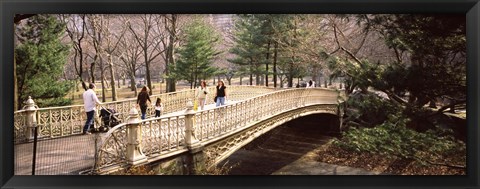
[93,107,121,133]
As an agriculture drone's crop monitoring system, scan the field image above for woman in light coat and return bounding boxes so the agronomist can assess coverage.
[196,81,208,110]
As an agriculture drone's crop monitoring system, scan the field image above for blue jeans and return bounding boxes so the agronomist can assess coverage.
[216,97,225,107]
[140,105,147,120]
[83,110,95,133]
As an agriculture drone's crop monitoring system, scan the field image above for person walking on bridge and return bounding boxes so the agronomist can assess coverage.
[215,80,227,107]
[153,98,163,117]
[82,83,102,135]
[196,81,208,110]
[137,86,151,120]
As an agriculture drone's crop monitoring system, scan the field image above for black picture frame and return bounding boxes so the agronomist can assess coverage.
[1,0,479,189]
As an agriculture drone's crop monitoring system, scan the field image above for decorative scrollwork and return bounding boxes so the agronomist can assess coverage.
[95,124,128,171]
[13,86,274,143]
[13,110,27,144]
[202,104,338,165]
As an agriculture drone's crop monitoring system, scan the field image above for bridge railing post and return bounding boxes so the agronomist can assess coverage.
[184,101,201,147]
[23,96,39,141]
[184,100,205,174]
[126,108,147,165]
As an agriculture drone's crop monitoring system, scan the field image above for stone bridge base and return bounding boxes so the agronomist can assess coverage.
[147,113,341,175]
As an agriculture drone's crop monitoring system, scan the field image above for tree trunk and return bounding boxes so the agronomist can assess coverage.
[279,75,284,88]
[288,20,297,88]
[108,55,117,101]
[131,74,138,96]
[81,81,87,92]
[117,76,121,88]
[130,74,136,91]
[193,68,198,88]
[273,42,278,88]
[288,75,293,88]
[312,65,319,87]
[100,60,106,102]
[256,74,260,86]
[145,53,153,95]
[249,58,253,85]
[265,41,270,87]
[240,76,242,85]
[249,73,253,85]
[90,58,96,83]
[165,15,177,93]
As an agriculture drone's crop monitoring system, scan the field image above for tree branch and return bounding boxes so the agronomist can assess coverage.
[332,24,363,65]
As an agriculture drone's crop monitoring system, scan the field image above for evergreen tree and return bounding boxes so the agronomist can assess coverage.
[377,15,466,110]
[229,14,268,86]
[15,15,73,108]
[174,19,221,89]
[230,14,308,87]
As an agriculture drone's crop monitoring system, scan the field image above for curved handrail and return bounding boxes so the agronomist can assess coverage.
[94,88,341,172]
[13,85,275,143]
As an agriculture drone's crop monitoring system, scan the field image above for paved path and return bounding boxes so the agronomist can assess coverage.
[221,122,379,175]
[15,134,97,175]
[272,157,380,175]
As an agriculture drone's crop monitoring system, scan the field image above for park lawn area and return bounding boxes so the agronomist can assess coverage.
[67,82,192,105]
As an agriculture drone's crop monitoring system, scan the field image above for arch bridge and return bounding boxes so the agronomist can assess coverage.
[14,86,345,175]
[94,87,345,174]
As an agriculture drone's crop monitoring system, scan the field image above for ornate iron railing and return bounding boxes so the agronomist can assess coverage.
[140,116,187,157]
[13,110,28,143]
[94,123,128,170]
[13,85,275,143]
[94,88,341,173]
[194,88,339,142]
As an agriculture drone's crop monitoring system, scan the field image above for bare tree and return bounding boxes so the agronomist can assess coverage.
[127,14,164,95]
[61,14,89,91]
[86,14,108,102]
[117,19,143,96]
[102,15,127,101]
[161,14,179,92]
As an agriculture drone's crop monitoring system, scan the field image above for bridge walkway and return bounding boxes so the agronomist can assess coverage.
[14,100,237,175]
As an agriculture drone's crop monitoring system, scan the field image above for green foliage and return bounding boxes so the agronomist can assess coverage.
[327,56,385,93]
[347,92,403,126]
[174,18,221,88]
[15,15,73,108]
[229,14,308,85]
[228,14,267,77]
[330,15,466,111]
[368,15,465,107]
[334,113,466,167]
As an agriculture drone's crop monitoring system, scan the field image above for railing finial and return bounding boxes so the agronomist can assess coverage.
[127,107,140,124]
[185,100,194,113]
[23,96,37,111]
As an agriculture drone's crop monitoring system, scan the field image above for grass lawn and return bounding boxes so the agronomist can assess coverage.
[67,82,192,105]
